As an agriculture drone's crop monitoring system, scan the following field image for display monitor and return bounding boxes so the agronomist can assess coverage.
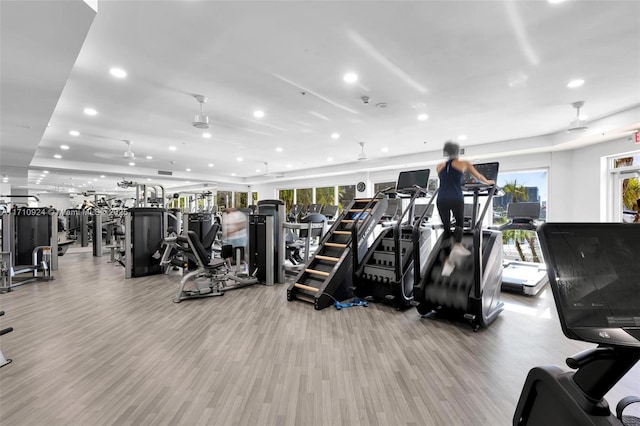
[462,162,499,188]
[538,223,640,347]
[396,169,430,193]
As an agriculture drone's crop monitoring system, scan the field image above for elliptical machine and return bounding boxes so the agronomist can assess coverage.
[514,223,640,426]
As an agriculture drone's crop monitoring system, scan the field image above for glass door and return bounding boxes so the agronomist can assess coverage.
[618,173,640,223]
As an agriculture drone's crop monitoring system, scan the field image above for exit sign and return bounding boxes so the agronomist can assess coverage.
[635,131,639,144]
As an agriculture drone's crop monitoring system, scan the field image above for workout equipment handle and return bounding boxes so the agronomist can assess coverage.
[0,327,13,336]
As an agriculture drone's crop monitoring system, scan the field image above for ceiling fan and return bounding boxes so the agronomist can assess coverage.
[94,139,137,161]
[357,141,368,161]
[192,94,210,129]
[568,101,588,132]
[257,162,284,178]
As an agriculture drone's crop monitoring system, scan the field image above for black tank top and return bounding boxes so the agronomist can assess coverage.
[438,160,464,201]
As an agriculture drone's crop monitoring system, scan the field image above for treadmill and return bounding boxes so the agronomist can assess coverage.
[499,202,548,295]
[514,223,640,425]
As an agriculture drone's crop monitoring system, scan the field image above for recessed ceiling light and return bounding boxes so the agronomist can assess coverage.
[54,154,62,159]
[145,155,153,160]
[256,169,261,173]
[69,130,80,136]
[236,157,243,162]
[548,0,565,4]
[202,132,212,138]
[287,164,292,168]
[331,133,340,139]
[579,114,588,120]
[36,181,41,185]
[109,67,127,78]
[458,134,468,141]
[567,79,585,88]
[327,157,333,162]
[185,181,191,184]
[231,173,236,177]
[40,174,45,177]
[93,179,98,182]
[208,163,214,167]
[276,147,283,152]
[60,144,69,150]
[147,178,152,181]
[169,146,177,151]
[343,73,358,83]
[129,162,135,166]
[186,168,191,172]
[381,147,389,153]
[83,107,97,116]
[417,114,429,121]
[43,170,49,173]
[100,175,105,178]
[253,110,265,118]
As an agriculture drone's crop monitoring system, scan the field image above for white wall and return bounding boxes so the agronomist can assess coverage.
[558,136,639,221]
[35,192,73,211]
[251,136,640,222]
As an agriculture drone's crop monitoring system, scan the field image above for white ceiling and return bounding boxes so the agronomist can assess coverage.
[1,0,640,196]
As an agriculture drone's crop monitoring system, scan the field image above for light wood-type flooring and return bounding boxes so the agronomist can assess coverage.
[0,251,638,425]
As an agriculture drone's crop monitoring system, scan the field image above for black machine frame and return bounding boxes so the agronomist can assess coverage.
[414,162,504,331]
[513,222,640,426]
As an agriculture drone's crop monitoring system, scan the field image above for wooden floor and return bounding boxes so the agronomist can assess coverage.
[0,252,638,426]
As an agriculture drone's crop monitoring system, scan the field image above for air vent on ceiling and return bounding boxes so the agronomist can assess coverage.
[158,170,173,176]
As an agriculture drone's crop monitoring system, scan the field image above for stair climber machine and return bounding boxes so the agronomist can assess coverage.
[413,162,504,331]
[499,202,548,296]
[353,169,436,310]
[287,193,389,310]
[514,223,640,426]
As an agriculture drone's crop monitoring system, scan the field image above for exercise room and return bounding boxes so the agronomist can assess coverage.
[1,1,639,425]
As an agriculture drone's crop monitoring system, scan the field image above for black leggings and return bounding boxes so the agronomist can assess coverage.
[437,198,464,237]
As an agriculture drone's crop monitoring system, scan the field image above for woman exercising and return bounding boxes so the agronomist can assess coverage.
[437,141,494,275]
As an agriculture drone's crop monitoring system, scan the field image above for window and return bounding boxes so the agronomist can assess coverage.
[609,152,640,222]
[234,192,248,208]
[338,185,355,210]
[374,182,395,194]
[315,186,335,207]
[216,191,232,210]
[279,189,293,212]
[296,188,312,206]
[492,170,547,263]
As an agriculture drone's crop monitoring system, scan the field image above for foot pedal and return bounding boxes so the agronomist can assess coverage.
[384,295,395,300]
[463,313,476,321]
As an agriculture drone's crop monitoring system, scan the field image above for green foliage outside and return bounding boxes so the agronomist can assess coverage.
[338,185,355,212]
[297,188,312,206]
[279,189,293,212]
[315,187,334,208]
[500,180,540,262]
[234,192,248,208]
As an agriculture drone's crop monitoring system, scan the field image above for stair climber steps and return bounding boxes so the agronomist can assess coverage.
[370,251,396,268]
[294,283,321,293]
[328,234,351,245]
[325,242,347,248]
[306,268,330,277]
[363,264,397,283]
[315,254,339,262]
[317,246,346,258]
[288,196,387,310]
